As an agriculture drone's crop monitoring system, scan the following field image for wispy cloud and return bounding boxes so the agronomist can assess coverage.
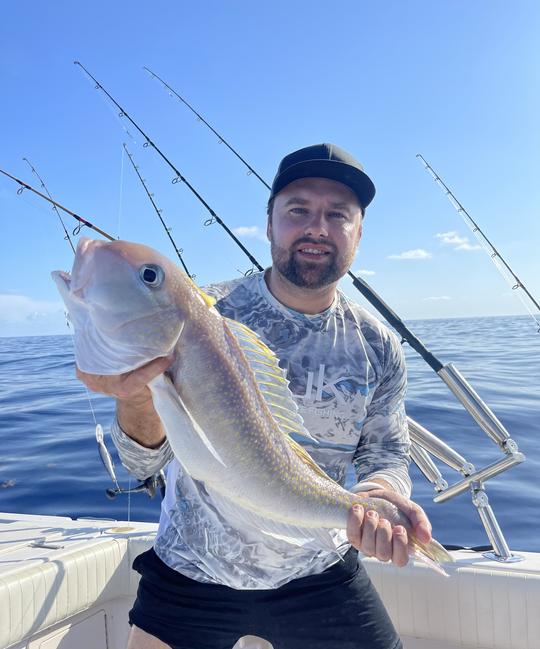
[353,268,376,277]
[436,231,481,251]
[388,249,432,260]
[232,226,268,242]
[0,294,64,323]
[423,295,452,301]
[455,242,482,251]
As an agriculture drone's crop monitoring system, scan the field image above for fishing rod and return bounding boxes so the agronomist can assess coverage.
[144,81,527,561]
[143,66,271,189]
[140,70,452,370]
[15,161,124,499]
[74,61,262,275]
[0,168,116,242]
[122,143,193,278]
[138,72,524,462]
[22,158,77,254]
[417,154,540,333]
[2,162,164,502]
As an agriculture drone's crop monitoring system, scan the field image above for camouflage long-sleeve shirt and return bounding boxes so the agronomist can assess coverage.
[111,272,411,589]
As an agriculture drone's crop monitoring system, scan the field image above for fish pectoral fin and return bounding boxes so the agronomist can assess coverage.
[149,374,227,468]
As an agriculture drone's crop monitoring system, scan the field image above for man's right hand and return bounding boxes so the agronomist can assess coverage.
[76,355,174,400]
[76,355,174,448]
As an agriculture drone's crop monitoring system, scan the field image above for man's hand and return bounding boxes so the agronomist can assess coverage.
[346,488,432,567]
[76,355,174,448]
[76,355,173,400]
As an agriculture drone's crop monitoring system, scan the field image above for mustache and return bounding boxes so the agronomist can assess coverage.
[292,237,337,253]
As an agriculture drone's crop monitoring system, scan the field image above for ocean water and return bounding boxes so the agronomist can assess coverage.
[0,315,539,552]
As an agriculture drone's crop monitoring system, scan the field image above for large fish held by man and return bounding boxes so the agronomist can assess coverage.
[53,237,453,574]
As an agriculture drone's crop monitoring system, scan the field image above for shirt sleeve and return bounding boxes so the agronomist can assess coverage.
[110,416,174,481]
[352,331,412,497]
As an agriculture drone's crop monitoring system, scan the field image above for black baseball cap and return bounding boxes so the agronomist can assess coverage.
[269,143,376,209]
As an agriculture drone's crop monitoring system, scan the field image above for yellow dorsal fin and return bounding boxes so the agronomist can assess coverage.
[189,277,216,307]
[224,317,319,445]
[287,437,338,482]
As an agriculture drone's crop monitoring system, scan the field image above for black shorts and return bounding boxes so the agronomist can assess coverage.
[129,547,402,649]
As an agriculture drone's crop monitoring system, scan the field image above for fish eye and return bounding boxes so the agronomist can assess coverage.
[139,264,165,288]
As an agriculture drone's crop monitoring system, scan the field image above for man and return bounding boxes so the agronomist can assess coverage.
[78,144,432,649]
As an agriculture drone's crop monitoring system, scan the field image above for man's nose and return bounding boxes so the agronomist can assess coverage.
[304,213,329,238]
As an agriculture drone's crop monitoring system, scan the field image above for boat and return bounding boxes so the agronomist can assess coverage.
[2,505,539,649]
[2,69,537,649]
[1,374,536,649]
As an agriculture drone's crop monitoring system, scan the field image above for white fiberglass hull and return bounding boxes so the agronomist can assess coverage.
[1,512,538,649]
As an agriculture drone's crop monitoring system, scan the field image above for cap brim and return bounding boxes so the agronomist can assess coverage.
[270,159,376,208]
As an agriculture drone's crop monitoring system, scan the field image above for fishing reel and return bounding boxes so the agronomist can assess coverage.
[105,470,166,500]
[96,424,166,501]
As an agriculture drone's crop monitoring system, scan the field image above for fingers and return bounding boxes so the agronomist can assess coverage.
[360,510,379,557]
[346,505,364,549]
[375,518,393,563]
[391,525,409,567]
[75,354,174,399]
[364,488,433,545]
[346,506,411,567]
[117,356,174,399]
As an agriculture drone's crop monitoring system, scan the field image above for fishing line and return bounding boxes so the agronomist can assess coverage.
[17,159,125,503]
[74,61,262,276]
[117,144,125,239]
[138,69,447,371]
[90,74,138,146]
[143,66,271,188]
[0,164,164,507]
[136,73,529,517]
[127,475,132,523]
[417,154,540,333]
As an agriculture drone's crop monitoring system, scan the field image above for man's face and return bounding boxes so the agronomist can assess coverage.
[267,177,363,289]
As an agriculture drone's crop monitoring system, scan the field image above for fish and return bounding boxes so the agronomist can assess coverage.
[53,237,454,574]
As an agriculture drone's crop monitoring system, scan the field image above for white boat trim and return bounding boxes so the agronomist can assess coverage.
[1,512,539,649]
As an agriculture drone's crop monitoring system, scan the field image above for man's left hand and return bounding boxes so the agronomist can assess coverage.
[346,489,432,567]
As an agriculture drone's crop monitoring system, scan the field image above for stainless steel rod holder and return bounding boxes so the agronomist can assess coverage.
[408,417,473,473]
[434,452,525,503]
[470,484,524,562]
[437,363,518,452]
[410,443,448,492]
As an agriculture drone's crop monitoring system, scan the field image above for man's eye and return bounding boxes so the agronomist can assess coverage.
[290,208,308,215]
[329,212,347,220]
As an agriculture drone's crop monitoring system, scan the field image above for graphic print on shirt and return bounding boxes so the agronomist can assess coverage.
[210,275,388,485]
[113,271,410,589]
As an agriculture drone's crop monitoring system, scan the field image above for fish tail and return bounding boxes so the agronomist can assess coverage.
[410,536,454,576]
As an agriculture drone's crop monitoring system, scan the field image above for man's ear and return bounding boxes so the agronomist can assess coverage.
[266,215,272,241]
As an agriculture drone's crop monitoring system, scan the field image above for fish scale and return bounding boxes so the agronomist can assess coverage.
[53,236,454,573]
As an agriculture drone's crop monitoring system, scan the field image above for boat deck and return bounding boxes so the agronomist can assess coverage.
[1,512,539,649]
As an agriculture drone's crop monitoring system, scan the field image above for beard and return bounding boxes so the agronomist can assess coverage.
[270,236,353,289]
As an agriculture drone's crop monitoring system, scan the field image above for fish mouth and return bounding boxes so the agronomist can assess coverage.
[51,269,90,300]
[52,270,71,288]
[51,269,72,295]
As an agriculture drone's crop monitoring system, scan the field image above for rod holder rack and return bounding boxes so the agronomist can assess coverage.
[433,452,524,503]
[408,417,526,562]
[437,363,517,453]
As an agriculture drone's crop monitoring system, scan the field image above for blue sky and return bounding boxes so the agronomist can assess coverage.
[1,1,539,336]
